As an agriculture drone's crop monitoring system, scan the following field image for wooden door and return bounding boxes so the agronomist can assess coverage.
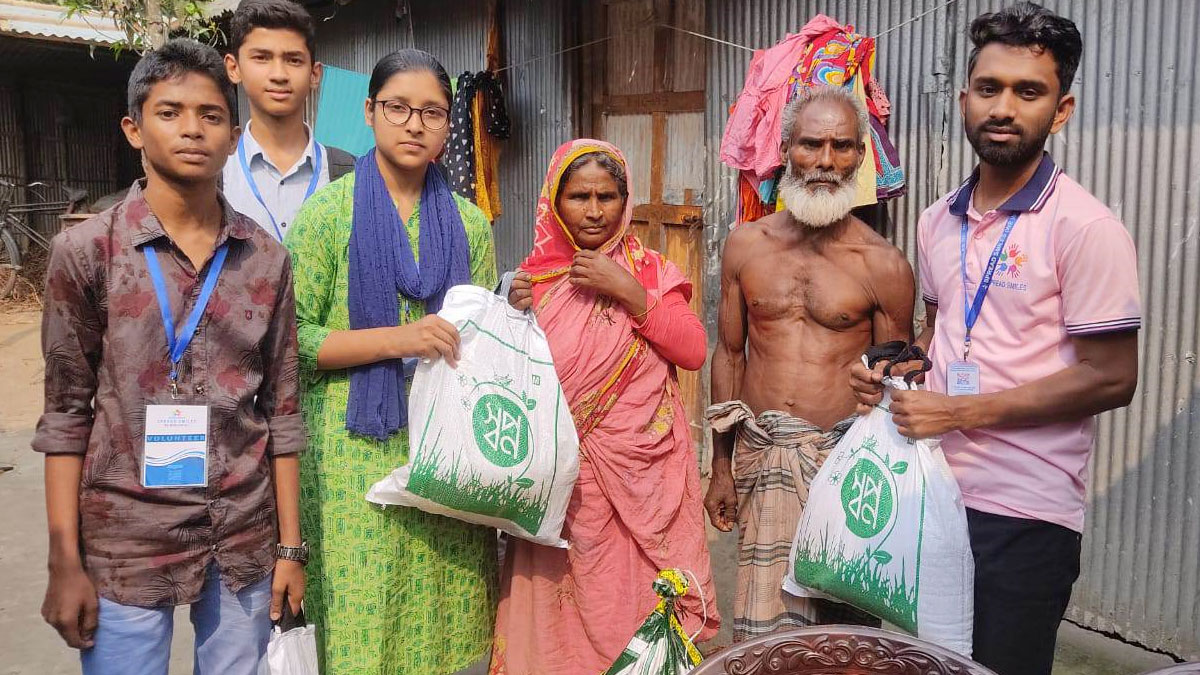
[579,0,708,450]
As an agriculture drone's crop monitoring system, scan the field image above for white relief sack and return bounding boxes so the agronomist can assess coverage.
[367,285,580,547]
[784,371,974,656]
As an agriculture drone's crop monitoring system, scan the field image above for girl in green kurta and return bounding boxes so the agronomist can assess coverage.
[284,49,498,674]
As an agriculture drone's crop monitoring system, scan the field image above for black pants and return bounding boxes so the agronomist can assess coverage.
[967,508,1082,675]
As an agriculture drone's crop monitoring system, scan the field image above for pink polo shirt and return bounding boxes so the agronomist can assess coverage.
[917,154,1141,532]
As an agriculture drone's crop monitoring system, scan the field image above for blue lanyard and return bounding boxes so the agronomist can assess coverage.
[236,135,323,240]
[959,213,1019,359]
[144,243,230,395]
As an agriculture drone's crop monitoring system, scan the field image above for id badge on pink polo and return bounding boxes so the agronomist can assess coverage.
[954,212,1018,399]
[142,404,209,487]
[947,360,980,396]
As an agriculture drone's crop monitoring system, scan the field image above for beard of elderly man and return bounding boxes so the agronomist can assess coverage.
[777,158,860,228]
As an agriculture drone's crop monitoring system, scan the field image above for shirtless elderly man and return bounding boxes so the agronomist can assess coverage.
[705,85,915,641]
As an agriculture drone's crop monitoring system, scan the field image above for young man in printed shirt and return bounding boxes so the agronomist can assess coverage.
[37,39,307,675]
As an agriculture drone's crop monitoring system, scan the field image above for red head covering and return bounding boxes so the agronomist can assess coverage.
[519,139,657,306]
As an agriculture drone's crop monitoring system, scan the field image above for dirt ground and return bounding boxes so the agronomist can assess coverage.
[0,311,195,674]
[0,310,43,433]
[0,310,1175,674]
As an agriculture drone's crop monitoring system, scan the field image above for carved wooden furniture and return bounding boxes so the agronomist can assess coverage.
[692,626,997,675]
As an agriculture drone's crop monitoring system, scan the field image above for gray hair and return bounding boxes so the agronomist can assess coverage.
[780,85,870,145]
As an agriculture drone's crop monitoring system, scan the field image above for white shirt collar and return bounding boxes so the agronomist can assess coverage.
[241,119,318,178]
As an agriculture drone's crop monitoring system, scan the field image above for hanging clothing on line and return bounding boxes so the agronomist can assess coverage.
[870,115,905,200]
[721,15,907,225]
[478,72,511,139]
[852,75,881,207]
[472,73,510,221]
[445,71,483,201]
[473,3,510,221]
[718,14,844,181]
[443,71,512,222]
[866,76,892,123]
[737,172,771,225]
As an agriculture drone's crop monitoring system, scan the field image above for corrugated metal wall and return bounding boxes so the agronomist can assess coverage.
[705,0,1200,659]
[312,0,572,270]
[0,82,133,238]
[491,0,574,271]
[314,0,490,75]
[0,84,27,190]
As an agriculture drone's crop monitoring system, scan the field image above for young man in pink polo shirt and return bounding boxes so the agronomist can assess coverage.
[851,4,1139,674]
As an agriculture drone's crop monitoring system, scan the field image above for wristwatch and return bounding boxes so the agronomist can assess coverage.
[276,542,309,565]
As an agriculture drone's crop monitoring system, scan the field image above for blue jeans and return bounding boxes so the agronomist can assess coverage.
[81,562,273,675]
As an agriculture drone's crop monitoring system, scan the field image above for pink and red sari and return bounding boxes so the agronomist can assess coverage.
[489,140,720,674]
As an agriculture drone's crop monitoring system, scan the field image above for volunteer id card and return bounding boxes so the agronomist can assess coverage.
[947,360,980,396]
[142,404,209,488]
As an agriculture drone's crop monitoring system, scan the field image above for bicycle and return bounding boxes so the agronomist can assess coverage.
[0,179,89,299]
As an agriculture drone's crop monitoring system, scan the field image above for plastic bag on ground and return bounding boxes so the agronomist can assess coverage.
[258,624,318,675]
[604,570,704,675]
[783,373,974,656]
[366,285,580,547]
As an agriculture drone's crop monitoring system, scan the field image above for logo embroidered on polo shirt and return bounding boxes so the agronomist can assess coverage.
[997,244,1028,278]
[993,243,1030,291]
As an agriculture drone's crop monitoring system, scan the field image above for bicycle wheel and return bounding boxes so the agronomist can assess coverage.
[0,228,19,300]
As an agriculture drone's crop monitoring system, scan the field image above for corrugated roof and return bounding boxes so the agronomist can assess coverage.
[0,0,122,45]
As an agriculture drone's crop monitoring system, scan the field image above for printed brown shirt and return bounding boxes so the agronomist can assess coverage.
[32,180,305,607]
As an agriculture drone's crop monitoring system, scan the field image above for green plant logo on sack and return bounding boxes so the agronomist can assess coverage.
[792,433,919,633]
[473,394,531,467]
[365,292,582,549]
[841,458,895,538]
[407,374,553,536]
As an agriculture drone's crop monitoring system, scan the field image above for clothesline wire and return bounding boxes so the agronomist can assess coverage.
[657,23,755,52]
[490,24,753,76]
[490,2,955,75]
[872,0,960,39]
[492,35,617,74]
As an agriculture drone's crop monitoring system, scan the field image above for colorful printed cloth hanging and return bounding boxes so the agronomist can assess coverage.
[789,24,906,202]
[724,17,907,225]
[790,27,872,93]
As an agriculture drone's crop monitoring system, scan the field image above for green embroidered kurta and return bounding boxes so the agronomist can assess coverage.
[285,174,499,674]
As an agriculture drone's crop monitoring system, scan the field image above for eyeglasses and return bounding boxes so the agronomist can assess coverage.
[373,99,450,130]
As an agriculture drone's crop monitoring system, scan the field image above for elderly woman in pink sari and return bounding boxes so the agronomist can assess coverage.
[490,139,720,674]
